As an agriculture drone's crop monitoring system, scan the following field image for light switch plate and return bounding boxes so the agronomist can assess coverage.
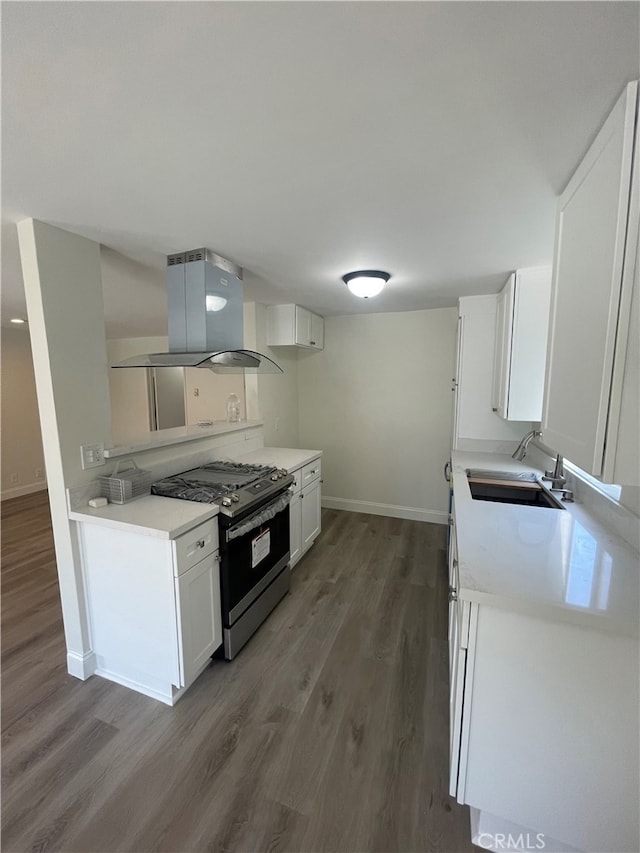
[80,442,105,470]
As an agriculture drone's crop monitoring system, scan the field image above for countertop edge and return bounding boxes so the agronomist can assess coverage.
[69,501,219,539]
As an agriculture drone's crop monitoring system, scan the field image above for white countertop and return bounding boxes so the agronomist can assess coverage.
[233,446,322,471]
[69,495,218,539]
[452,451,639,637]
[68,445,321,537]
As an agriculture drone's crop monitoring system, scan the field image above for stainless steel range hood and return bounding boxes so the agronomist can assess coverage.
[112,249,283,373]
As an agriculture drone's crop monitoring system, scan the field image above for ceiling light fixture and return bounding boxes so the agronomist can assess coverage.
[10,318,26,324]
[342,270,390,298]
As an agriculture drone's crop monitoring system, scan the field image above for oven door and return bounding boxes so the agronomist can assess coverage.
[219,493,291,627]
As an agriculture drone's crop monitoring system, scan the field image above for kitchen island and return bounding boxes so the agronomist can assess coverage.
[448,451,639,853]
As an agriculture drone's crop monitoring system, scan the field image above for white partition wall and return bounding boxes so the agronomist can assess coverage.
[17,218,113,677]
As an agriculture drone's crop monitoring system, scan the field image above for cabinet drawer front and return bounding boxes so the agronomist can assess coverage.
[300,458,321,487]
[173,520,218,575]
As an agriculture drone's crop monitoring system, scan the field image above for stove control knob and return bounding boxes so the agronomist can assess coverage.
[231,494,240,503]
[271,474,279,481]
[221,497,232,507]
[278,469,287,478]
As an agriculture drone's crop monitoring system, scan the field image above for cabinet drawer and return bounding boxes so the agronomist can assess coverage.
[300,458,322,487]
[173,519,218,575]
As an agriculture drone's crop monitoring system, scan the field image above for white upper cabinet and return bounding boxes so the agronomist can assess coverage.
[542,81,639,484]
[492,267,552,422]
[454,295,528,450]
[267,304,324,349]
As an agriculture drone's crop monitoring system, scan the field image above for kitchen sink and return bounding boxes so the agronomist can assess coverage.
[466,470,565,510]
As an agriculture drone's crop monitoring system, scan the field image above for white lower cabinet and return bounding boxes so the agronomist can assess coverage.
[289,490,302,566]
[79,517,222,705]
[449,598,639,853]
[289,456,322,568]
[175,552,222,689]
[301,478,321,550]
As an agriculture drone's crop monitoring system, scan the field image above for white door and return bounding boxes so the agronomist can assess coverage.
[175,553,221,687]
[289,491,302,568]
[301,479,321,551]
[542,82,638,475]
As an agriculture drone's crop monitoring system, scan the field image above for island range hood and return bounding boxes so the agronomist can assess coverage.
[112,249,283,373]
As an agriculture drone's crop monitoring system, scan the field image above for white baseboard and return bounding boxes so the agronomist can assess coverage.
[321,496,447,525]
[67,650,97,680]
[1,482,47,500]
[94,667,179,706]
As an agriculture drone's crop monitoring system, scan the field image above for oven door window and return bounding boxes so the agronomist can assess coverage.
[221,507,290,622]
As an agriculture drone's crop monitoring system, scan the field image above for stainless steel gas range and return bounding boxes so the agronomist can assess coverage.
[152,460,293,659]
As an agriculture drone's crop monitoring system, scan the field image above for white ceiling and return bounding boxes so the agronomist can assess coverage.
[2,1,638,338]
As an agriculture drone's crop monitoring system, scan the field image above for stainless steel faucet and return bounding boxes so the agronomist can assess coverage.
[542,453,567,489]
[512,429,542,461]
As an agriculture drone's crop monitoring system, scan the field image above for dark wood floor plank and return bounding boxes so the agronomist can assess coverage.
[1,495,473,852]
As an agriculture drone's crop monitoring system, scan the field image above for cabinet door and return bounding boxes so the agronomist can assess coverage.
[295,306,311,346]
[507,267,552,421]
[456,296,526,445]
[301,479,321,551]
[175,552,222,688]
[451,314,463,448]
[492,276,514,418]
[543,82,637,476]
[289,491,302,568]
[310,312,324,349]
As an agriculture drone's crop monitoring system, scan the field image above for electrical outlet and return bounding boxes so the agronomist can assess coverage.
[35,467,44,479]
[193,387,200,397]
[9,473,18,484]
[80,442,106,470]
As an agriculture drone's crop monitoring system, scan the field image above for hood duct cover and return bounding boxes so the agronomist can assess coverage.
[112,249,283,373]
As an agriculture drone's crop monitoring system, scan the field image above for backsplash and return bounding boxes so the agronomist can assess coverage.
[528,442,639,552]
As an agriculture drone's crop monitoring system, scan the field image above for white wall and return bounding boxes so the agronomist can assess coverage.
[0,326,46,497]
[107,336,246,444]
[298,308,458,523]
[244,302,299,448]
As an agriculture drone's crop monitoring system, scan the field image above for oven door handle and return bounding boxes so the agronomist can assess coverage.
[225,490,292,542]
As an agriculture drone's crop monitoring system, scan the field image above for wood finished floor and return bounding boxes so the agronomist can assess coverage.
[1,491,474,853]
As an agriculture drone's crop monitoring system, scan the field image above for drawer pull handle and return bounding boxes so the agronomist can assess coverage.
[196,539,205,548]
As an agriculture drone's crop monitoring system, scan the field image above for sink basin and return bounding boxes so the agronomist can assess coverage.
[466,472,565,510]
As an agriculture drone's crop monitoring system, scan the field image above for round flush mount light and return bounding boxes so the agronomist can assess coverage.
[342,270,390,298]
[10,318,26,324]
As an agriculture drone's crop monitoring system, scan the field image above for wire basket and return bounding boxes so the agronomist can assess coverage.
[99,460,152,504]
